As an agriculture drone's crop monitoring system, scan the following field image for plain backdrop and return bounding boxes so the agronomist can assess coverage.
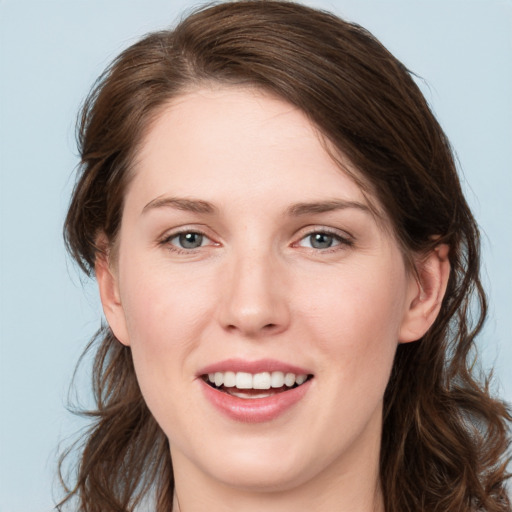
[0,0,511,510]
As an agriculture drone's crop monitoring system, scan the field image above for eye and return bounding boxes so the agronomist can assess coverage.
[175,232,205,249]
[164,231,212,250]
[296,230,352,250]
[305,233,337,249]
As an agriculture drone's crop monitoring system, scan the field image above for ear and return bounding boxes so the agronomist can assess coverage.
[398,244,450,343]
[95,243,130,346]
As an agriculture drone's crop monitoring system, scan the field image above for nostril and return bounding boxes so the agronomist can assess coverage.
[227,323,275,330]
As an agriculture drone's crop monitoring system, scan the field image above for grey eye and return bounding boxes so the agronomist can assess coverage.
[308,233,335,249]
[177,232,204,249]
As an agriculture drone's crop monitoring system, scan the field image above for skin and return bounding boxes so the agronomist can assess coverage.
[96,87,450,512]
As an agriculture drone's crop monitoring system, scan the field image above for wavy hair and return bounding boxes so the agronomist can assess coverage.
[60,2,511,510]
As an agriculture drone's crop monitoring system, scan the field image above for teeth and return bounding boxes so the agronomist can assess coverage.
[236,372,253,389]
[228,390,273,399]
[284,373,295,387]
[223,371,236,387]
[206,371,309,390]
[271,371,284,388]
[295,374,307,385]
[253,372,271,390]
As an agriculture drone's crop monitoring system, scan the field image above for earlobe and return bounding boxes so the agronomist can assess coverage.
[95,247,130,346]
[398,244,450,344]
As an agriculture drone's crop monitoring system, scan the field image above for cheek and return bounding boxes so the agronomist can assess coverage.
[120,253,214,336]
[117,258,216,398]
[302,261,408,389]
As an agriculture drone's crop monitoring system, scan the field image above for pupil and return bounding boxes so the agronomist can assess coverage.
[179,233,203,248]
[310,233,333,249]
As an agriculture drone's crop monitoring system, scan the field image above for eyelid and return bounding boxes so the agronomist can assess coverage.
[158,225,220,252]
[157,224,354,253]
[292,226,354,249]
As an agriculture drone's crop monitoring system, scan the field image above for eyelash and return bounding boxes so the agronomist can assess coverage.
[159,229,217,255]
[293,228,354,253]
[159,227,354,254]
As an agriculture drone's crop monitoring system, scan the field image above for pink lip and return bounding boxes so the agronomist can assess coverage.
[199,378,312,423]
[197,358,311,376]
[196,358,313,423]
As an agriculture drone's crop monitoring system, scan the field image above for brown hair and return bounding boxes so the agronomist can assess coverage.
[60,1,511,511]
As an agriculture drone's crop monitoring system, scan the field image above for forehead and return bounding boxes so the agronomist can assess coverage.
[129,86,384,221]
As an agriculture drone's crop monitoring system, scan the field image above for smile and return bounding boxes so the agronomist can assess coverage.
[202,371,312,399]
[198,359,314,422]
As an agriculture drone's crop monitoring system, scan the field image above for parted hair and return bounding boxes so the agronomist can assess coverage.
[60,1,511,511]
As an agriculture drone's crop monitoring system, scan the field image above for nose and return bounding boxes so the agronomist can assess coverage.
[217,250,291,338]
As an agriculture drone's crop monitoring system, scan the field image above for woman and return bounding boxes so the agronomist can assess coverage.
[59,1,511,511]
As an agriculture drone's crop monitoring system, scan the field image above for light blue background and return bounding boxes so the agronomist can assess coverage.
[1,1,511,510]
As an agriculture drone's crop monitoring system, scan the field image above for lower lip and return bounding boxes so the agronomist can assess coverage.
[199,379,312,423]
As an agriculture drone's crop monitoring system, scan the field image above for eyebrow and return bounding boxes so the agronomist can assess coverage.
[142,196,217,215]
[142,196,372,218]
[286,199,372,216]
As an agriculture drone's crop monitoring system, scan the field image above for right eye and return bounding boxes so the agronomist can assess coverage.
[163,231,213,251]
[300,232,339,250]
[169,232,207,249]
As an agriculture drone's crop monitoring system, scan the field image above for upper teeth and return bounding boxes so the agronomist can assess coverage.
[207,371,308,390]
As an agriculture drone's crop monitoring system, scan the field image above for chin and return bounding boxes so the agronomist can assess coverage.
[203,455,314,493]
[176,429,336,494]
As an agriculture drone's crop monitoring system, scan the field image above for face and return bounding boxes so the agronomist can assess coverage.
[101,87,423,496]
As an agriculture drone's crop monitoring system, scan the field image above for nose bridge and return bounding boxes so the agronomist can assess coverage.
[218,242,289,336]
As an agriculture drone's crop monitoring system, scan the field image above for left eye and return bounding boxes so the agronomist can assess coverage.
[169,232,209,249]
[298,232,346,250]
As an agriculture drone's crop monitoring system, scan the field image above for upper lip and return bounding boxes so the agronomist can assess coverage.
[197,358,312,376]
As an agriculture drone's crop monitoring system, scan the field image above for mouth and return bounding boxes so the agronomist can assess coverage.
[201,371,314,399]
